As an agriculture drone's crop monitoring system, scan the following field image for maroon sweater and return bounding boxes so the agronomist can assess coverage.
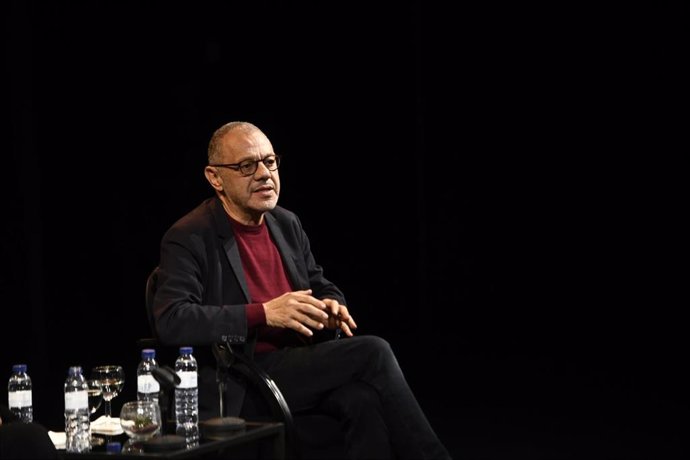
[229,217,304,354]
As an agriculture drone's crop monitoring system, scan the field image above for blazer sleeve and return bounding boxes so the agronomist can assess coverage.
[153,222,249,347]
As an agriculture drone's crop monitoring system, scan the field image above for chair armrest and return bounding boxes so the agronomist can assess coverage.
[213,342,300,459]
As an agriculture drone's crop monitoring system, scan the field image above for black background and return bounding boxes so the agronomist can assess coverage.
[2,2,684,458]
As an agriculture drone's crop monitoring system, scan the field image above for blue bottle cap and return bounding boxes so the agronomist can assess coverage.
[142,348,156,359]
[68,366,82,376]
[106,441,122,453]
[179,346,193,355]
[12,364,27,373]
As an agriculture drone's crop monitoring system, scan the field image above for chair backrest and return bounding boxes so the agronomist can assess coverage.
[141,265,343,459]
[137,267,161,352]
[145,266,160,340]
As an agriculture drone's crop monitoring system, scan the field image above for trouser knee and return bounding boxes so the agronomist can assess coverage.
[320,380,381,417]
[352,335,399,377]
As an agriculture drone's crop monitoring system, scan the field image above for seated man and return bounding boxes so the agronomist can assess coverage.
[0,404,58,459]
[152,121,452,460]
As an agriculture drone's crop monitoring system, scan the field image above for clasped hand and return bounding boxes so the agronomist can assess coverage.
[263,289,357,337]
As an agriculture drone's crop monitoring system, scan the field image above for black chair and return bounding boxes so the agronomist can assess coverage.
[140,267,347,460]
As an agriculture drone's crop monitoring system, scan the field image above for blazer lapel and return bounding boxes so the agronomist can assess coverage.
[223,238,251,302]
[265,213,307,290]
[209,197,251,302]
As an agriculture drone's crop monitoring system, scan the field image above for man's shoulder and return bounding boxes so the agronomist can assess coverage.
[266,206,308,240]
[165,197,218,234]
[164,200,301,237]
[269,205,299,222]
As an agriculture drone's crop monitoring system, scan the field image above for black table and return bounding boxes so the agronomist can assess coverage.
[58,422,284,460]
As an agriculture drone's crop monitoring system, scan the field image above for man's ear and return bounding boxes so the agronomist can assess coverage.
[204,166,223,191]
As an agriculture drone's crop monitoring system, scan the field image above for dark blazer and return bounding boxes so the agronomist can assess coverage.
[153,196,346,418]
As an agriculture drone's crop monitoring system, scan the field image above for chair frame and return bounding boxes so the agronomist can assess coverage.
[141,267,308,460]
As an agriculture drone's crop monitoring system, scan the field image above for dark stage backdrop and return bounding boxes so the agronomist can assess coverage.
[2,2,683,458]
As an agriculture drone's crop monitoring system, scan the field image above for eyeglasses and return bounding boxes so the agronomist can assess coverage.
[210,154,281,177]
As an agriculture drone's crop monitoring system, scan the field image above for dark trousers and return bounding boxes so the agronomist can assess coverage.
[253,335,452,460]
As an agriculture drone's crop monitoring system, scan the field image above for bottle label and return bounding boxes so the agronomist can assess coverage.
[138,374,161,393]
[176,371,197,389]
[65,390,89,410]
[8,390,32,408]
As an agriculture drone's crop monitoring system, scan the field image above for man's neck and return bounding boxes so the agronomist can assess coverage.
[218,195,264,226]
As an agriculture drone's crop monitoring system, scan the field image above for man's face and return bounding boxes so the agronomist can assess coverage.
[208,128,280,224]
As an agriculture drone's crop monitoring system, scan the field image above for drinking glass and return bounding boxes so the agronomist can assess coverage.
[86,379,104,446]
[120,400,162,441]
[91,365,124,430]
[87,379,103,416]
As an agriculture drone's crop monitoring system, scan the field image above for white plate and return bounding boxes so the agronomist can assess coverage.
[90,415,124,435]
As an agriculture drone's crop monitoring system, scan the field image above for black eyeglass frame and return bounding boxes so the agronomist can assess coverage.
[209,154,281,177]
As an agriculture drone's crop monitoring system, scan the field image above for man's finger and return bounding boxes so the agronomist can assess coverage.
[339,321,354,337]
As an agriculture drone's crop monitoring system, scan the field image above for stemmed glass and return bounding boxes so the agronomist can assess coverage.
[91,365,125,431]
[86,379,104,446]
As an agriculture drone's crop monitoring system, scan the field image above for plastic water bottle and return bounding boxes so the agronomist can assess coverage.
[174,346,199,448]
[137,348,160,404]
[64,366,91,452]
[7,364,33,423]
